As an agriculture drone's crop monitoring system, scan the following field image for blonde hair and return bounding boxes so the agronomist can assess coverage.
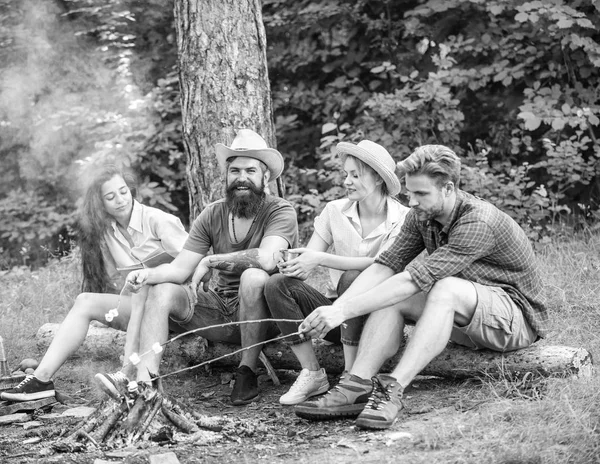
[341,154,389,196]
[397,145,461,188]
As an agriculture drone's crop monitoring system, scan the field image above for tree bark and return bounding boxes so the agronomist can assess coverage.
[175,0,281,220]
[36,323,593,380]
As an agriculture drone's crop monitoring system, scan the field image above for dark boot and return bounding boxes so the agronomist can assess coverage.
[231,365,259,406]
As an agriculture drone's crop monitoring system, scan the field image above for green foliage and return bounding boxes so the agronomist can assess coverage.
[264,0,600,234]
[1,0,599,269]
[0,190,75,266]
[0,0,187,268]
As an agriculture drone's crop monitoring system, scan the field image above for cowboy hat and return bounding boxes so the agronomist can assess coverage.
[335,140,401,195]
[215,129,284,182]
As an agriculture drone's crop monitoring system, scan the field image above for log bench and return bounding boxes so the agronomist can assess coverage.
[36,322,593,380]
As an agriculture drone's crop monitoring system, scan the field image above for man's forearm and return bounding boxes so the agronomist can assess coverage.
[333,262,395,305]
[206,248,266,274]
[336,270,421,320]
[145,263,188,285]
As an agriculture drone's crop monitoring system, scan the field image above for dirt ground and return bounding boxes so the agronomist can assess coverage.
[0,365,483,464]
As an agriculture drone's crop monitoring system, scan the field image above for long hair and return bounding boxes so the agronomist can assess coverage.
[77,164,138,293]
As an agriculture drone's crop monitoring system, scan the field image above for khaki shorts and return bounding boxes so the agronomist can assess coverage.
[450,282,537,352]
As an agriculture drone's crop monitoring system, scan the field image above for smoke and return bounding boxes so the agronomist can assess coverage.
[0,0,151,200]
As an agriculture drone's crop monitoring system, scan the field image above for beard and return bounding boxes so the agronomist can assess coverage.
[226,179,266,218]
[413,199,445,222]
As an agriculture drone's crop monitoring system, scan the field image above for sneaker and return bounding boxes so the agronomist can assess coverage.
[0,375,55,402]
[94,371,130,400]
[294,373,372,420]
[279,368,329,405]
[231,365,258,406]
[355,374,405,430]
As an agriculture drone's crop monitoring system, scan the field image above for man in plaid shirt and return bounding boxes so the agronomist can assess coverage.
[294,144,548,430]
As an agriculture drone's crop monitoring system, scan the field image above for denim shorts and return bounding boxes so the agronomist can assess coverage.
[449,282,537,352]
[169,286,242,344]
[169,285,279,345]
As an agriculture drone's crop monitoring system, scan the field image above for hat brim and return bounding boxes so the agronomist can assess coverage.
[215,145,284,182]
[336,142,401,196]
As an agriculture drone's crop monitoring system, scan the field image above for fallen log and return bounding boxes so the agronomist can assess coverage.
[36,322,593,380]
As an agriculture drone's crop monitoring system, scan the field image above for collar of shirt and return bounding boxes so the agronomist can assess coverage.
[110,200,143,237]
[341,197,405,239]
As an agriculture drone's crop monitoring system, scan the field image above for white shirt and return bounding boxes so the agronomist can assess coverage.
[103,200,188,287]
[313,197,409,298]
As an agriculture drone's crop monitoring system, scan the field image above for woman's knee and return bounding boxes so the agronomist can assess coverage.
[71,292,105,318]
[336,270,361,295]
[264,273,289,300]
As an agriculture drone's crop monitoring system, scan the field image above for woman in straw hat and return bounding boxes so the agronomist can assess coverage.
[264,140,409,405]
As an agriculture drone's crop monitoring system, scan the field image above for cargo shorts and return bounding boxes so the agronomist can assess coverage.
[449,282,537,352]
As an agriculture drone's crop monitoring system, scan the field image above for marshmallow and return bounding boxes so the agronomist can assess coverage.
[152,342,163,354]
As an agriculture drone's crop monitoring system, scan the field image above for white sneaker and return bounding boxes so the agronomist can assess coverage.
[279,368,330,405]
[94,371,129,400]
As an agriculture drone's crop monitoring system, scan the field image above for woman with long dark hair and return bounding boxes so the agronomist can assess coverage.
[1,164,188,402]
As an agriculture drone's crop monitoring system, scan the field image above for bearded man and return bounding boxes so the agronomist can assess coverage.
[96,129,298,405]
[295,144,547,430]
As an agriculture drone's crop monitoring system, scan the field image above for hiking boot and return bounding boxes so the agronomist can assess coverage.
[231,365,258,406]
[294,373,372,420]
[0,375,55,402]
[355,374,405,430]
[279,368,329,406]
[94,371,130,400]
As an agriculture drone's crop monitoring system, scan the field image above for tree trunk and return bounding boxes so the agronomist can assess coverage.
[36,323,593,380]
[175,0,282,220]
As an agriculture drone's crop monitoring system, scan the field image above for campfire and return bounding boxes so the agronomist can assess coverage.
[51,378,230,452]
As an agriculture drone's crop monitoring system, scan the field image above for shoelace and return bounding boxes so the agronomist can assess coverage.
[15,374,35,389]
[109,371,128,383]
[364,377,391,411]
[289,371,315,391]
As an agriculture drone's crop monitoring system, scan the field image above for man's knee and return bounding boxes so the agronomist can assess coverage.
[146,283,185,314]
[337,270,361,295]
[429,277,470,303]
[239,268,270,299]
[428,277,478,322]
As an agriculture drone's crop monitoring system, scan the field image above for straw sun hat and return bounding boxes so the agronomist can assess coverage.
[335,140,401,196]
[216,129,284,182]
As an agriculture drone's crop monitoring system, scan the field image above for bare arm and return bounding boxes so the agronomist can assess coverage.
[334,268,420,319]
[300,265,420,338]
[126,249,204,291]
[203,235,288,274]
[279,232,374,280]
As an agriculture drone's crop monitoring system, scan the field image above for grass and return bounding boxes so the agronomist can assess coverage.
[0,232,599,463]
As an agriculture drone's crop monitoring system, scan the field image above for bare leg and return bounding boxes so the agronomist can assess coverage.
[391,278,477,387]
[238,269,272,371]
[136,283,190,382]
[121,286,149,379]
[34,292,131,382]
[290,341,320,371]
[337,270,362,372]
[342,345,358,372]
[350,292,427,380]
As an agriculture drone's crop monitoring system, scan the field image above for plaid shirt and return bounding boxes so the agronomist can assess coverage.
[376,190,548,337]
